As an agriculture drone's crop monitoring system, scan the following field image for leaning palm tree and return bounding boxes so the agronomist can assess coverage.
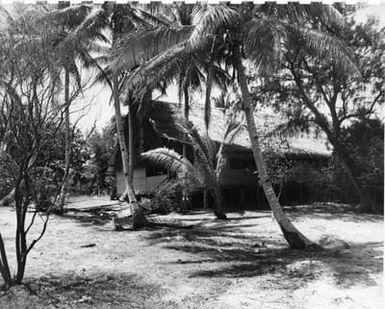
[111,3,358,249]
[142,117,244,219]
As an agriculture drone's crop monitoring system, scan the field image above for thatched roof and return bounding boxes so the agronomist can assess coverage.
[111,100,192,171]
[111,99,331,172]
[169,102,332,159]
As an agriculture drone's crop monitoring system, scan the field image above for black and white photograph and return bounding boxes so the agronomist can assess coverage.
[0,1,383,308]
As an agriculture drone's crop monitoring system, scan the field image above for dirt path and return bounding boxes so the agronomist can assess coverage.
[0,203,383,308]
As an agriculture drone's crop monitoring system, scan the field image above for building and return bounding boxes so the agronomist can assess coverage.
[111,100,331,209]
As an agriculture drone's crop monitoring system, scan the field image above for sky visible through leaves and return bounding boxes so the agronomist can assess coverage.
[71,4,385,133]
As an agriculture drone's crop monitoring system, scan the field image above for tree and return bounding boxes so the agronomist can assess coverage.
[89,3,183,227]
[0,10,65,287]
[142,118,243,219]
[264,144,294,205]
[254,8,384,212]
[112,3,354,249]
[85,125,117,195]
[36,3,109,212]
[331,118,384,209]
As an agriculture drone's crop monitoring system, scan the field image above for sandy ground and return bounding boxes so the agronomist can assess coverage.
[0,202,383,309]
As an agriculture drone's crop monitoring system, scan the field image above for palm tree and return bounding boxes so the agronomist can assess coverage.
[142,118,243,219]
[37,3,109,212]
[111,3,358,249]
[112,4,232,219]
[86,3,186,227]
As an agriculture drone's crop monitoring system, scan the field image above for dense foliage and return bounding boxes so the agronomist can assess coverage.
[332,118,384,207]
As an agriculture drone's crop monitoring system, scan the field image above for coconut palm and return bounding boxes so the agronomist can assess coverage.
[84,3,190,227]
[111,3,359,249]
[108,4,229,220]
[35,3,110,212]
[142,117,244,219]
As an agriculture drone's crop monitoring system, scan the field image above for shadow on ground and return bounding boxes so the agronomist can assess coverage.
[283,203,383,223]
[0,273,178,309]
[144,220,382,290]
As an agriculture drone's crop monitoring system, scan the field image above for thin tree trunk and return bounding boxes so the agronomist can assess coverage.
[182,84,189,210]
[203,189,208,209]
[272,183,284,221]
[235,54,318,250]
[206,40,228,220]
[112,75,147,229]
[127,101,143,224]
[215,145,227,219]
[13,182,28,285]
[127,103,135,197]
[0,233,12,287]
[214,186,227,220]
[204,38,216,130]
[113,75,136,203]
[58,68,71,213]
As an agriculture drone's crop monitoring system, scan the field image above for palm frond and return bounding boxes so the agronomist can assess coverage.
[122,7,155,29]
[121,45,213,103]
[119,41,187,100]
[169,117,215,174]
[262,3,343,27]
[189,4,239,48]
[39,4,92,29]
[0,5,15,25]
[86,41,111,55]
[66,59,82,90]
[111,25,193,72]
[211,65,231,91]
[290,25,360,75]
[77,49,113,91]
[70,8,110,45]
[243,18,286,73]
[92,67,113,91]
[141,147,204,186]
[223,120,245,145]
[134,8,171,27]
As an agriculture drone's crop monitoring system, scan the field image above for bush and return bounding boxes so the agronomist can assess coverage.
[142,183,188,214]
[331,118,384,209]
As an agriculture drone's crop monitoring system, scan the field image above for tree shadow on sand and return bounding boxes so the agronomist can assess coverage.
[144,220,382,290]
[0,273,177,309]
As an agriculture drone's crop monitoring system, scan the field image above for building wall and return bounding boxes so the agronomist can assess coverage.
[220,156,258,187]
[221,169,257,187]
[116,168,168,196]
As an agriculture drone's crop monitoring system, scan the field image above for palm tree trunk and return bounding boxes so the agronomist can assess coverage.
[203,189,208,209]
[235,55,317,250]
[182,84,189,209]
[127,100,145,225]
[214,186,227,220]
[127,102,136,200]
[112,76,147,229]
[215,145,227,219]
[113,75,137,203]
[204,39,216,130]
[58,68,71,213]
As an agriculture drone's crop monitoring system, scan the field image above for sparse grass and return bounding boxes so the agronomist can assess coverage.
[0,201,383,308]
